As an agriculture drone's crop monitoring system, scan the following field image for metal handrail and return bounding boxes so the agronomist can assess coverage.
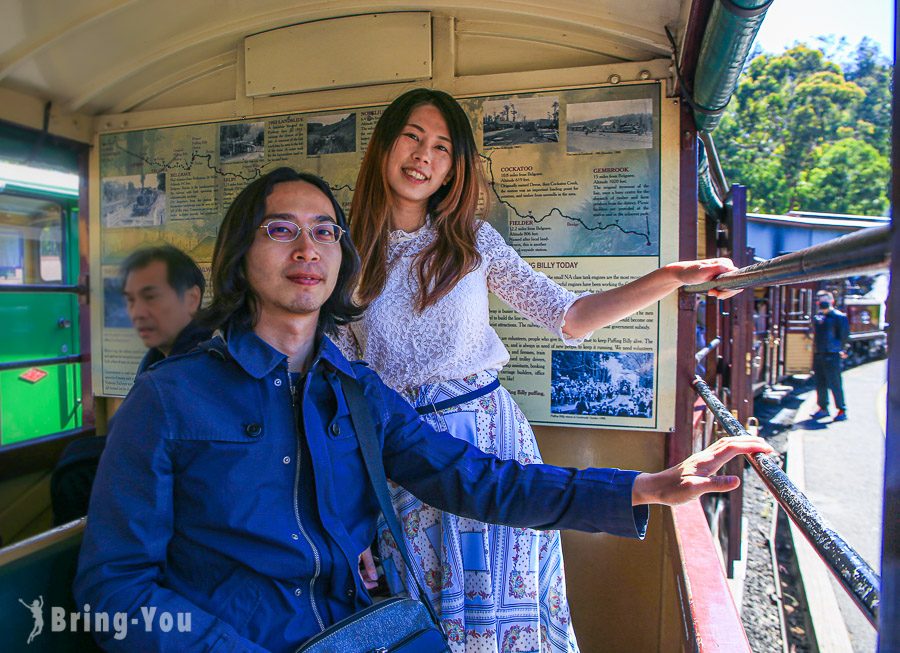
[0,283,85,294]
[684,224,891,293]
[691,375,880,627]
[0,354,83,373]
[695,337,721,363]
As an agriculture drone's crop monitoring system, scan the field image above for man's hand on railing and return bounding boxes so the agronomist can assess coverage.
[631,435,774,506]
[667,257,741,299]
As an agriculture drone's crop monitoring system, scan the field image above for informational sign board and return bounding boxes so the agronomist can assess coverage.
[94,83,678,431]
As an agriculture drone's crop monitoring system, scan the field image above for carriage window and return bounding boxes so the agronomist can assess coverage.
[39,224,63,281]
[0,195,64,285]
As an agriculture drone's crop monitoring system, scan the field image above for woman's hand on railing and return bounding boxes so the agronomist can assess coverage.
[667,258,740,299]
[631,435,775,506]
[563,257,741,339]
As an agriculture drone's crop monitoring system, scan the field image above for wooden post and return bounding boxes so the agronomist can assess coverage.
[671,102,699,468]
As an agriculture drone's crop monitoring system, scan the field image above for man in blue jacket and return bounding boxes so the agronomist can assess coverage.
[75,167,771,652]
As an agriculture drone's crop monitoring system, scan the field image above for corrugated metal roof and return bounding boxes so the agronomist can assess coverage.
[748,212,890,230]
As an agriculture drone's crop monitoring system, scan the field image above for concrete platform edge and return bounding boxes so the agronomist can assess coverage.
[785,424,855,653]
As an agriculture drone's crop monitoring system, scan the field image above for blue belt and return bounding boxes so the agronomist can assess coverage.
[415,378,501,415]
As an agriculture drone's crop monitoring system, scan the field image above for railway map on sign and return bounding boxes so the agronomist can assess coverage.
[464,84,660,258]
[96,83,675,431]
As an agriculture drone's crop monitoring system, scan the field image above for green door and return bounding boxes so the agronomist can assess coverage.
[0,191,82,445]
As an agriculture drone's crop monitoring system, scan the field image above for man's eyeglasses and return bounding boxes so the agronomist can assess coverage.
[259,220,344,244]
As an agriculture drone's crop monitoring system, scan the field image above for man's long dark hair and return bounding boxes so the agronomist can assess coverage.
[199,167,363,335]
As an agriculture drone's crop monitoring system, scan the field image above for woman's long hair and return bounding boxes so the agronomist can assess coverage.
[350,88,488,312]
[199,167,363,335]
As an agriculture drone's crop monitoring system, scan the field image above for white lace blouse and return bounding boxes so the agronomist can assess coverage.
[333,221,589,393]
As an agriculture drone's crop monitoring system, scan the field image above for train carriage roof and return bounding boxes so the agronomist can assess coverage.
[0,1,700,129]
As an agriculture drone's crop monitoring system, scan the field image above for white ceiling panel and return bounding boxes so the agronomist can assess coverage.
[0,0,690,118]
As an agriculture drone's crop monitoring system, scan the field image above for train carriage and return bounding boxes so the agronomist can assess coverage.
[0,1,895,651]
[743,212,890,391]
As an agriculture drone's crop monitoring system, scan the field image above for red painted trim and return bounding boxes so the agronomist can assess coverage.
[671,501,751,652]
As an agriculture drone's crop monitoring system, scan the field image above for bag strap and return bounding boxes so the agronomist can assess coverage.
[339,373,444,632]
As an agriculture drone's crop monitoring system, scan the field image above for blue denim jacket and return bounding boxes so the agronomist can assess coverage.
[75,325,647,652]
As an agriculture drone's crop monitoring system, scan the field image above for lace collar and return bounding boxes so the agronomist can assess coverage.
[387,216,435,258]
[389,215,431,244]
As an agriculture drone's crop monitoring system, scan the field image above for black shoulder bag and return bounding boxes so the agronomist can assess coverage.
[296,375,450,653]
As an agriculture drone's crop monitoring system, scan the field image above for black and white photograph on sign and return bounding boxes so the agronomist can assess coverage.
[306,113,357,156]
[566,99,653,153]
[101,173,167,228]
[482,96,559,147]
[219,122,265,162]
[103,276,131,328]
[550,350,654,418]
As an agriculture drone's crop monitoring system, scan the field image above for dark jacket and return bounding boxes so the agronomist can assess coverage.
[136,321,212,375]
[75,324,646,653]
[813,309,850,354]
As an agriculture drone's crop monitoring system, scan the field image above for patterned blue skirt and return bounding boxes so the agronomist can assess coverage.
[378,370,580,653]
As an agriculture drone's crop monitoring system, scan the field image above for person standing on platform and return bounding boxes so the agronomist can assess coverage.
[811,290,850,421]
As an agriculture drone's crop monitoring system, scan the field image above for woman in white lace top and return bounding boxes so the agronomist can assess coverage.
[336,88,736,653]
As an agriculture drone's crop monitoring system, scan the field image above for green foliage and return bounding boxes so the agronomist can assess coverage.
[716,41,891,215]
[796,138,890,214]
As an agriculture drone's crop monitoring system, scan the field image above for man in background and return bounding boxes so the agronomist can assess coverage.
[120,244,209,373]
[52,245,210,525]
[811,289,850,421]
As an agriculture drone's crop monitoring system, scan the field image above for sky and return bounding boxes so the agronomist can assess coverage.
[753,0,895,62]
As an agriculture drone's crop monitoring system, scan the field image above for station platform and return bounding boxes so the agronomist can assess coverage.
[786,359,885,653]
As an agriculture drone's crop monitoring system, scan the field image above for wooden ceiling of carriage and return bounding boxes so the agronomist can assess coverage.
[0,0,691,141]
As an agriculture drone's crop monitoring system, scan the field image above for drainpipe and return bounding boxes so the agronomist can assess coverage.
[692,0,773,133]
[698,139,725,220]
[689,0,772,219]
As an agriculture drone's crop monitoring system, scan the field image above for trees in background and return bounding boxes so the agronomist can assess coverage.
[717,39,891,215]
